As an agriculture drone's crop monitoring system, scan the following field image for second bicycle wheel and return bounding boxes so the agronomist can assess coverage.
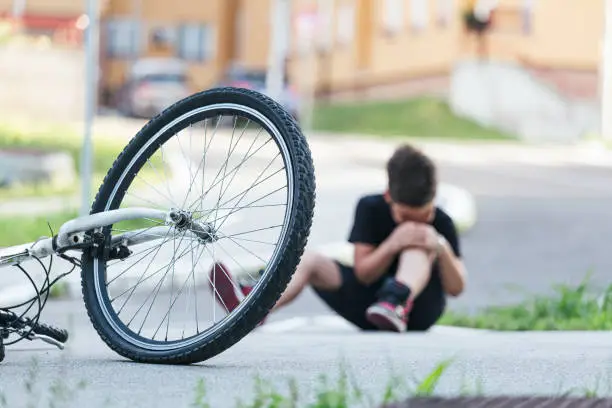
[81,87,315,364]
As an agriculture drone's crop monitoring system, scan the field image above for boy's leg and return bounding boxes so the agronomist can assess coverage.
[271,252,342,311]
[395,249,435,299]
[365,248,433,332]
[208,252,343,317]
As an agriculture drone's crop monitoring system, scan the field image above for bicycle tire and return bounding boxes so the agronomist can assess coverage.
[80,87,315,364]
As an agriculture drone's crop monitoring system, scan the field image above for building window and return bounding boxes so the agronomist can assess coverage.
[176,23,215,62]
[105,18,139,58]
[383,0,404,34]
[336,3,355,46]
[410,0,428,31]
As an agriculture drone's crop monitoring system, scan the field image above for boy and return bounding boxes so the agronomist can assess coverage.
[209,144,467,332]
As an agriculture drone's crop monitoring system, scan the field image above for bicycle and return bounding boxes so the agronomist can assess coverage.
[0,87,316,364]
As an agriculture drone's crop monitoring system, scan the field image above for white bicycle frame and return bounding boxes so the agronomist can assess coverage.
[0,207,204,269]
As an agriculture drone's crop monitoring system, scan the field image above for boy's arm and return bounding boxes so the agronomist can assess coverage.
[347,197,401,285]
[435,218,466,297]
[437,238,466,296]
[353,240,398,286]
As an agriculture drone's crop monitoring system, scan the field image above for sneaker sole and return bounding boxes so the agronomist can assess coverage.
[365,305,406,332]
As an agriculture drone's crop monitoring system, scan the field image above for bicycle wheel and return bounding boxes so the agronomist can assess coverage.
[81,87,315,364]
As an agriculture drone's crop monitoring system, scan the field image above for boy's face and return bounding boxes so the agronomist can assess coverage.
[384,190,435,224]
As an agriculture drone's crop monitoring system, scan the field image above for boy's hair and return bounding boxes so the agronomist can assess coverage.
[386,144,437,207]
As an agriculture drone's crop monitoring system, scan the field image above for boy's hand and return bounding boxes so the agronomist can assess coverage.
[388,222,440,253]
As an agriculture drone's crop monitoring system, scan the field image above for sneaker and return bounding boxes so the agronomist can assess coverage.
[208,263,267,325]
[208,262,243,313]
[365,277,413,332]
[365,300,411,332]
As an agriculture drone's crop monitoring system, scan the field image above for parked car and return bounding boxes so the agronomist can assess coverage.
[115,58,191,118]
[215,65,301,122]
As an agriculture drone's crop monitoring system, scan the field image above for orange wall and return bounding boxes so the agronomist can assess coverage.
[289,0,460,94]
[289,0,605,97]
[235,0,271,69]
[464,0,604,69]
[8,0,605,99]
[368,1,460,78]
[522,0,603,69]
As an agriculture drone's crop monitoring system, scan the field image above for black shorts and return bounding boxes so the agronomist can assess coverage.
[313,261,446,331]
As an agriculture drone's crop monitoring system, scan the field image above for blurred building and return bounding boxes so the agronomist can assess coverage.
[0,0,606,107]
[287,0,459,101]
[100,0,271,98]
[287,0,604,102]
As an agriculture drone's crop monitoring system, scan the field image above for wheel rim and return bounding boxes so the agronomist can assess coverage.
[92,102,296,351]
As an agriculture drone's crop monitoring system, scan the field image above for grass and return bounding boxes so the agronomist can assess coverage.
[311,97,516,141]
[440,274,612,331]
[0,122,122,200]
[0,122,164,200]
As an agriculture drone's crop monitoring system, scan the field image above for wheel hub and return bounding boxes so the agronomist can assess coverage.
[169,210,217,244]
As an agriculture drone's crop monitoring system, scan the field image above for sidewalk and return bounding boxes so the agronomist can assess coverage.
[305,132,612,168]
[69,114,612,169]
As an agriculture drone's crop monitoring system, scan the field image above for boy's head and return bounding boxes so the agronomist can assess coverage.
[384,144,437,224]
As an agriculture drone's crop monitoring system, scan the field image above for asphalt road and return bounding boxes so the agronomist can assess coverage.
[439,161,612,311]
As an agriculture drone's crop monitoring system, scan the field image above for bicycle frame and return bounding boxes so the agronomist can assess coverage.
[0,207,208,269]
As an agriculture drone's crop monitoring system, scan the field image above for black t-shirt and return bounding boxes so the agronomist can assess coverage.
[347,194,461,286]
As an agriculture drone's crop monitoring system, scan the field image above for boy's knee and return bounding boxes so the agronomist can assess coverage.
[298,251,341,288]
[299,251,329,272]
